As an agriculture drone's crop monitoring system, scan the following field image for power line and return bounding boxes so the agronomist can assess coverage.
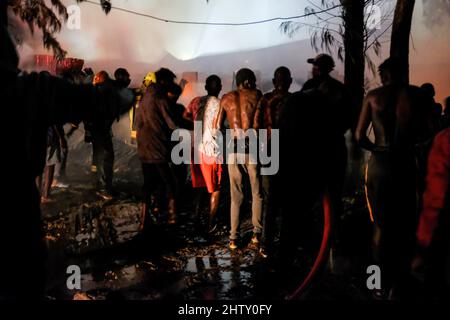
[83,0,341,26]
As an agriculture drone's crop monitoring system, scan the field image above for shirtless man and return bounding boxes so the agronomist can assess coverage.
[215,68,263,250]
[355,58,433,298]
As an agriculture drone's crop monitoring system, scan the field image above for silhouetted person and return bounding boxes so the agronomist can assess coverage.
[0,25,133,299]
[36,125,64,203]
[421,83,443,133]
[91,71,116,199]
[114,68,131,89]
[53,120,80,188]
[259,66,292,258]
[413,127,450,301]
[167,82,189,203]
[277,87,330,267]
[355,58,434,299]
[184,75,223,234]
[137,68,179,228]
[216,68,263,250]
[53,70,79,188]
[302,53,352,254]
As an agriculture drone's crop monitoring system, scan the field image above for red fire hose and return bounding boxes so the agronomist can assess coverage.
[286,190,333,300]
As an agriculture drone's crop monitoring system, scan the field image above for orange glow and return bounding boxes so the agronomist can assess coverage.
[364,164,375,223]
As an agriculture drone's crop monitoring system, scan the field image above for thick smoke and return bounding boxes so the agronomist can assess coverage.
[408,0,450,104]
[7,9,44,69]
[422,0,450,28]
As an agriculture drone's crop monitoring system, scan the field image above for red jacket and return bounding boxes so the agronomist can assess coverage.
[417,128,450,248]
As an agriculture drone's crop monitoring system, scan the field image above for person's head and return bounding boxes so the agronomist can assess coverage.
[307,54,335,78]
[72,70,86,85]
[0,25,19,76]
[236,68,256,90]
[421,83,436,98]
[155,68,176,90]
[59,70,75,83]
[167,82,182,103]
[205,74,222,97]
[114,67,131,88]
[378,58,401,85]
[40,71,52,77]
[93,71,110,86]
[273,66,292,92]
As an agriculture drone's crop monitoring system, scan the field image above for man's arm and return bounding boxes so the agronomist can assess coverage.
[183,108,193,122]
[54,125,68,149]
[252,91,263,130]
[183,97,197,122]
[32,72,134,126]
[159,98,178,131]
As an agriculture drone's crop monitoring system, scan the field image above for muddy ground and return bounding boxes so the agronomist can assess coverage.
[41,135,374,301]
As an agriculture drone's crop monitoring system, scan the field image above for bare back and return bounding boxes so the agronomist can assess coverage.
[216,88,262,132]
[357,84,432,150]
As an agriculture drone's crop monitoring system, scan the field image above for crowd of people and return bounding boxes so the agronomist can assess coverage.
[1,18,449,300]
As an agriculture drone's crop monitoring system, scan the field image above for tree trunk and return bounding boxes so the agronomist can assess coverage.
[342,0,365,122]
[341,0,365,194]
[390,0,416,84]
